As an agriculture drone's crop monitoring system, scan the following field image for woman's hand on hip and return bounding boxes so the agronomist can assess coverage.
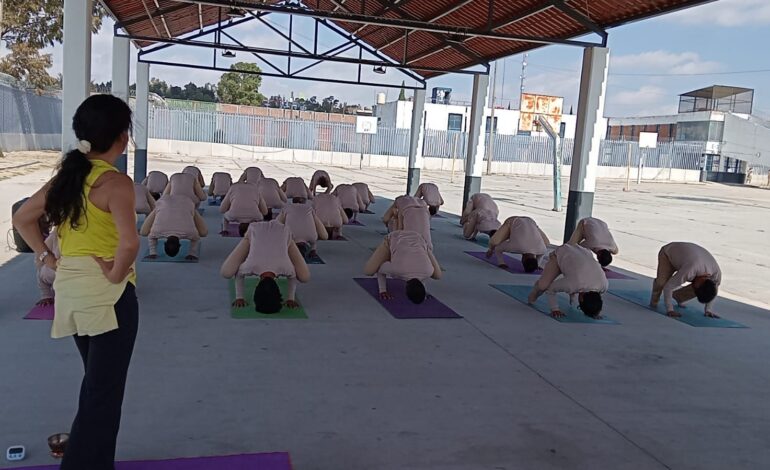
[91,256,132,284]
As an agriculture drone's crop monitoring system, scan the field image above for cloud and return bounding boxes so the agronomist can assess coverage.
[611,50,722,75]
[666,0,770,27]
[605,85,678,117]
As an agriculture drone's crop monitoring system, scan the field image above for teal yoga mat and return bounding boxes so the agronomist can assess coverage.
[610,289,746,328]
[141,239,200,263]
[491,284,618,324]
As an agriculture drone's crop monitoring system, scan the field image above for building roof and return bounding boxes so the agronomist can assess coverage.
[680,85,755,100]
[104,0,714,78]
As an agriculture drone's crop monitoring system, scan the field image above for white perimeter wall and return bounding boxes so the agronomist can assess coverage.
[149,138,701,183]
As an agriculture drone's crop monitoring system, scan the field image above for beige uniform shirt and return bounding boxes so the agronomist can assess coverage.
[210,172,232,196]
[334,184,364,211]
[416,183,443,206]
[259,178,287,208]
[313,193,344,227]
[284,177,311,199]
[168,172,205,204]
[400,206,432,250]
[581,217,618,253]
[282,203,318,244]
[150,195,198,239]
[134,183,154,214]
[380,231,434,281]
[506,216,547,255]
[222,183,264,223]
[548,244,609,295]
[144,171,168,194]
[661,242,721,311]
[239,221,295,277]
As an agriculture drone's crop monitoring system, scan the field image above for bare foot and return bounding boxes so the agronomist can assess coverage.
[551,310,565,319]
[285,300,300,309]
[36,298,54,307]
[379,292,394,300]
[232,299,247,308]
[666,310,682,318]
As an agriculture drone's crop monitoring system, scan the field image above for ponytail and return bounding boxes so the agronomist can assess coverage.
[45,150,92,229]
[43,94,132,229]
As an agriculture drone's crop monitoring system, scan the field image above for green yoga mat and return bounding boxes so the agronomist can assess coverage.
[228,277,308,319]
[610,289,746,328]
[491,284,618,324]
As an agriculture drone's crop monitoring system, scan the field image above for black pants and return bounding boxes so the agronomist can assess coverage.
[61,283,138,470]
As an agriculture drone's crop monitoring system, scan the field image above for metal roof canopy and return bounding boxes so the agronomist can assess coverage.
[681,85,755,100]
[104,0,715,89]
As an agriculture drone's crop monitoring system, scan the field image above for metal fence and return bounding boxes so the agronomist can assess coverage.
[137,106,710,170]
[0,83,62,152]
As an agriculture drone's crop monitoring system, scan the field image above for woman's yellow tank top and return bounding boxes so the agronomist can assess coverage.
[58,159,136,284]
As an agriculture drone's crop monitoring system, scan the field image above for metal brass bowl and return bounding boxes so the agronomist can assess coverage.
[47,433,69,459]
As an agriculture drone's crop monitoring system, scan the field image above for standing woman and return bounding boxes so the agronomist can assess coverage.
[12,95,139,469]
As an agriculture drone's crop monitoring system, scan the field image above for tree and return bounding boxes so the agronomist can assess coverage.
[217,62,266,106]
[398,81,407,101]
[0,0,105,89]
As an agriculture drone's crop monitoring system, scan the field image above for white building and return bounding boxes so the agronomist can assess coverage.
[374,99,587,139]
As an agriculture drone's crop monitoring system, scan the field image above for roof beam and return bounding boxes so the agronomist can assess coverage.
[124,30,472,76]
[548,0,607,45]
[168,0,603,47]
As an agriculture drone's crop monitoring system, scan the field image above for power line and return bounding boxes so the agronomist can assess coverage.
[611,69,770,77]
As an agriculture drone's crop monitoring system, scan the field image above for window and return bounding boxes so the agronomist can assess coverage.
[675,121,711,141]
[447,113,463,131]
[485,116,498,134]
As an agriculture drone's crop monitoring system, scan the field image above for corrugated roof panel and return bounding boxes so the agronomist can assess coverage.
[105,0,714,77]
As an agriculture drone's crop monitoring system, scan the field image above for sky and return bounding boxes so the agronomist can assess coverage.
[27,0,770,118]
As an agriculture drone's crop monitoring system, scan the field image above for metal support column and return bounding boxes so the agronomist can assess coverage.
[406,88,426,195]
[134,62,150,182]
[563,47,609,242]
[112,35,130,173]
[462,73,490,209]
[61,0,93,152]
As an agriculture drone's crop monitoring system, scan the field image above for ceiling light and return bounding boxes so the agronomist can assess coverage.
[373,65,386,75]
[222,50,236,58]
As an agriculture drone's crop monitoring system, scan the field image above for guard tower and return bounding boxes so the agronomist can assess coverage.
[678,85,754,115]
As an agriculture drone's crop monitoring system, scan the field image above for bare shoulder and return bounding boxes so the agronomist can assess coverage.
[98,171,134,192]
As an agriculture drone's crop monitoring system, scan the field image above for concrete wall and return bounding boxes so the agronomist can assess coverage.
[149,138,700,182]
[375,100,585,138]
[0,133,61,152]
[722,113,770,167]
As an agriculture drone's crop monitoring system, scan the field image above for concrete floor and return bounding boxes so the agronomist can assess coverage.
[2,155,770,469]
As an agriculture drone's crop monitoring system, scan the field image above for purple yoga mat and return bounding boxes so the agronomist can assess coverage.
[24,304,54,320]
[464,251,635,280]
[12,452,292,470]
[354,278,462,319]
[220,221,242,237]
[465,251,539,274]
[346,219,365,226]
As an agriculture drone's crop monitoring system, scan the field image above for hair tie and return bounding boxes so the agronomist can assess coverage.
[76,140,92,154]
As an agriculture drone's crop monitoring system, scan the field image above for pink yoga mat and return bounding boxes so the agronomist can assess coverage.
[354,278,462,319]
[220,221,242,237]
[12,452,292,470]
[465,251,635,280]
[24,304,54,320]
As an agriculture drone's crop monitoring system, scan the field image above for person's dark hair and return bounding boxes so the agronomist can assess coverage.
[405,278,427,304]
[292,197,305,204]
[487,229,497,239]
[579,292,603,318]
[238,222,250,237]
[695,279,718,304]
[596,249,613,267]
[429,205,438,216]
[522,255,539,273]
[344,208,354,219]
[45,94,132,228]
[264,209,273,221]
[164,236,181,257]
[318,177,328,187]
[150,192,161,200]
[253,277,283,314]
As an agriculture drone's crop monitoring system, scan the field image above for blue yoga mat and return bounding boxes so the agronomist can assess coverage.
[610,289,746,328]
[491,284,618,324]
[208,196,223,206]
[141,238,200,263]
